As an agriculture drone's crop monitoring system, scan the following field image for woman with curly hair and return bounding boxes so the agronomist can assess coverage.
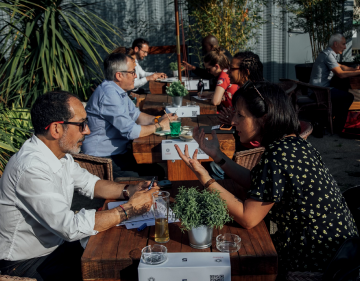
[198,47,239,108]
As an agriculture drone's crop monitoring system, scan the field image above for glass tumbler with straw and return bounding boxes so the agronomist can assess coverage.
[152,191,170,243]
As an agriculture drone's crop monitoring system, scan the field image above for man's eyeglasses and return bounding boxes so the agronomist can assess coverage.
[140,49,149,55]
[45,118,89,132]
[120,70,136,76]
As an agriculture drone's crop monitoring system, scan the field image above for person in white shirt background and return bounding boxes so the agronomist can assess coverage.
[0,91,159,280]
[132,38,167,92]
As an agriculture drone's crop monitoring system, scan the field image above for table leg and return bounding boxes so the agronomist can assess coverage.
[167,160,199,181]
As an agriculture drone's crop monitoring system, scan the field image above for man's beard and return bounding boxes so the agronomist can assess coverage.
[59,128,85,154]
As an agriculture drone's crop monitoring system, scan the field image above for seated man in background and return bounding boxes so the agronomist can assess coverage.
[0,91,158,280]
[181,35,233,90]
[309,33,358,133]
[82,53,176,179]
[132,38,167,93]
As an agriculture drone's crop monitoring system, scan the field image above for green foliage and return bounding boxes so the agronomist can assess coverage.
[0,0,122,106]
[184,0,266,60]
[0,105,32,173]
[169,61,179,71]
[353,54,360,64]
[172,187,232,231]
[165,81,188,97]
[275,0,353,61]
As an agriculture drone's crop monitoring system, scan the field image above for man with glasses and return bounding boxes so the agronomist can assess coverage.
[0,91,159,280]
[132,38,167,92]
[82,53,176,179]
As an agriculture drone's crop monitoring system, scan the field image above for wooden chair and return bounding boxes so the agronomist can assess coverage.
[279,78,333,134]
[278,80,297,95]
[71,153,113,181]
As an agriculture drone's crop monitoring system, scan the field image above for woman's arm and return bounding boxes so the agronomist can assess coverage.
[211,86,226,106]
[174,144,273,229]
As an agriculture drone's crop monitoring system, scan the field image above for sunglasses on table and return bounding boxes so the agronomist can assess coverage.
[45,118,89,132]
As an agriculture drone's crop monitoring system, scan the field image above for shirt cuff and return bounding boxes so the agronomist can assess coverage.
[75,208,99,237]
[129,123,142,140]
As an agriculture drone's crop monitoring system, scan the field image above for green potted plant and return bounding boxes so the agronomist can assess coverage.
[165,81,188,107]
[172,187,232,249]
[169,62,185,77]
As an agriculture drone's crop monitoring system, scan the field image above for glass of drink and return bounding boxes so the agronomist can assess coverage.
[152,191,170,243]
[170,120,181,137]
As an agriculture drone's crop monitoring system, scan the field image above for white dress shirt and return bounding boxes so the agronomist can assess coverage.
[0,135,100,261]
[134,58,154,89]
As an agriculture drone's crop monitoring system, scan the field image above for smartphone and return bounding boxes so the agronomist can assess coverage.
[220,124,233,130]
[157,180,172,189]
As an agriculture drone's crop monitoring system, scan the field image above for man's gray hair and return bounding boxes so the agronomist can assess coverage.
[104,53,129,81]
[329,33,345,47]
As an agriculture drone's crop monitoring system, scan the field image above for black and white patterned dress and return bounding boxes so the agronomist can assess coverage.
[248,136,359,272]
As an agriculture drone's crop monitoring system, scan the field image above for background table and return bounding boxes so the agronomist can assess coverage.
[132,114,235,181]
[142,93,217,116]
[81,179,278,281]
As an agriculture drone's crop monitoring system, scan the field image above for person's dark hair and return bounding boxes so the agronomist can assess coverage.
[111,47,136,57]
[233,51,264,82]
[31,91,80,136]
[132,38,149,50]
[104,53,130,81]
[232,81,300,146]
[203,47,230,70]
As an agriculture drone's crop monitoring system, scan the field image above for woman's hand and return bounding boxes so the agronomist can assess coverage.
[174,144,211,185]
[218,107,234,125]
[193,127,223,162]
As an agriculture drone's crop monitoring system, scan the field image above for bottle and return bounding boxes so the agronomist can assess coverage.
[197,79,204,95]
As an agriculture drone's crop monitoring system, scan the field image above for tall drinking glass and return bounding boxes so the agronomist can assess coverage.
[170,120,181,137]
[152,191,170,243]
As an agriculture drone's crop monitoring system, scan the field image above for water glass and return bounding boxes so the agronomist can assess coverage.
[170,120,181,137]
[152,191,170,243]
[141,244,167,265]
[216,233,241,253]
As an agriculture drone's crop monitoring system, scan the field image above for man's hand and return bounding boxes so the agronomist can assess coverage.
[120,187,160,218]
[158,113,177,131]
[182,61,196,71]
[147,73,167,81]
[127,181,158,197]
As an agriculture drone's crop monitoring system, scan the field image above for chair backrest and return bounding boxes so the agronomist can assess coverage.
[278,80,297,95]
[71,153,113,181]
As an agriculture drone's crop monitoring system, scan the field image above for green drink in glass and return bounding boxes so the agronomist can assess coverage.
[170,120,181,137]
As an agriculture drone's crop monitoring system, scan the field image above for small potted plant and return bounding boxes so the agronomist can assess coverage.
[165,80,188,107]
[172,187,232,249]
[169,61,182,77]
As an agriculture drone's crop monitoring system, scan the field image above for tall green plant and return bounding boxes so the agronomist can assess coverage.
[185,0,266,59]
[0,106,32,173]
[276,0,353,61]
[0,0,122,106]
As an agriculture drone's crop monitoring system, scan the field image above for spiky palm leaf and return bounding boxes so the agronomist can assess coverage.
[0,0,121,106]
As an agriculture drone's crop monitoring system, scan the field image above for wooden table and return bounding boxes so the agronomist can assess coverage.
[81,179,278,281]
[132,114,235,181]
[349,76,360,111]
[142,93,217,116]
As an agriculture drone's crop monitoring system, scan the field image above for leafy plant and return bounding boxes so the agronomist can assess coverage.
[184,0,266,59]
[353,54,360,64]
[172,187,232,231]
[169,62,179,71]
[0,106,32,173]
[275,0,353,61]
[0,0,122,106]
[165,81,188,97]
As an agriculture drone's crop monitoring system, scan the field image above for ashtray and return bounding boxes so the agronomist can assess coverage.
[141,244,167,265]
[216,233,241,253]
[179,135,194,142]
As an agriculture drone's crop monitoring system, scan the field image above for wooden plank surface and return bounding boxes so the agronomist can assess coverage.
[132,115,235,166]
[82,179,277,281]
[142,93,216,115]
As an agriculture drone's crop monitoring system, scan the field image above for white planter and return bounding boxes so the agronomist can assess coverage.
[172,70,178,77]
[187,225,213,249]
[172,96,183,107]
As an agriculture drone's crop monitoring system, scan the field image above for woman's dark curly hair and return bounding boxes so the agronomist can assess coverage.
[31,91,80,136]
[233,51,264,82]
[232,81,300,146]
